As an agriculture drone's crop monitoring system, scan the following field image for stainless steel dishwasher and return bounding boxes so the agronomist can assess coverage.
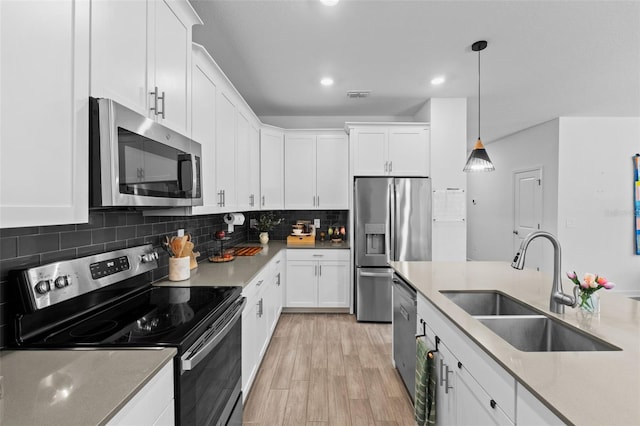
[392,273,417,401]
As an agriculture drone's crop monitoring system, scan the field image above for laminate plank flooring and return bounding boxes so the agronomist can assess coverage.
[243,313,415,426]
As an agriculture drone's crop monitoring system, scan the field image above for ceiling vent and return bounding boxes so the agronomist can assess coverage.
[346,90,371,98]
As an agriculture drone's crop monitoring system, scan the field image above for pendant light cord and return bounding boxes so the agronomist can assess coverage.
[478,48,481,140]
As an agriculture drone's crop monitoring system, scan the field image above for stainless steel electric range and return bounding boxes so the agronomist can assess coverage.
[12,244,244,426]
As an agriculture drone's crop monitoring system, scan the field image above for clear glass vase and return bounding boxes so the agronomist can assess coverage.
[578,290,600,314]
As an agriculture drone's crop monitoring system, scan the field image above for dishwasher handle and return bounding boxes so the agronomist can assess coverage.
[393,275,416,301]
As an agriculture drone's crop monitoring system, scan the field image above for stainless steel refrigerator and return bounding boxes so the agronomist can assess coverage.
[354,177,432,322]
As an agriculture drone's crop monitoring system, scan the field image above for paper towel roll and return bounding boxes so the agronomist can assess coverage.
[224,213,245,232]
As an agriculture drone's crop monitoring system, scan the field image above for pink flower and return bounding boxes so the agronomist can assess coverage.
[566,272,577,280]
[602,281,615,289]
[596,276,607,285]
[583,273,597,288]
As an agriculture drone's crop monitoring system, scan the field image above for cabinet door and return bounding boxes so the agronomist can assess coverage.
[242,298,259,393]
[388,127,430,176]
[260,128,284,209]
[248,124,261,210]
[455,364,514,426]
[436,345,457,425]
[317,261,350,307]
[286,261,317,308]
[190,53,218,214]
[316,135,349,209]
[90,0,148,116]
[1,0,89,228]
[215,91,237,211]
[284,135,316,209]
[235,112,252,210]
[274,257,285,317]
[351,128,387,176]
[150,0,190,135]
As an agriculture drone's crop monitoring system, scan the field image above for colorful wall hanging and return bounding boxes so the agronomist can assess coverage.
[634,154,640,254]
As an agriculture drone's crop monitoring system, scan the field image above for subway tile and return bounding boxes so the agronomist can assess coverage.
[41,248,77,264]
[104,213,127,227]
[126,212,145,225]
[38,224,77,234]
[0,227,39,238]
[144,216,160,224]
[92,228,116,244]
[152,223,167,235]
[116,226,137,240]
[61,230,92,249]
[0,254,41,282]
[136,224,153,237]
[77,244,105,258]
[105,241,127,252]
[0,238,18,260]
[18,234,59,256]
[127,237,145,248]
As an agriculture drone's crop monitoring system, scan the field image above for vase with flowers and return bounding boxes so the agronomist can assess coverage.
[566,271,615,313]
[256,212,284,244]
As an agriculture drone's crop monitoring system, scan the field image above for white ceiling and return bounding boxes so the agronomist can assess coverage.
[189,0,640,145]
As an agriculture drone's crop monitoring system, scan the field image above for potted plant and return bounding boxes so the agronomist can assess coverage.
[256,212,284,244]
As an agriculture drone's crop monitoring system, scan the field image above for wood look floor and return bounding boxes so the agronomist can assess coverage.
[243,313,416,426]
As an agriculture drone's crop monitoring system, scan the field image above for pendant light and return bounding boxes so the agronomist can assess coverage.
[464,40,495,172]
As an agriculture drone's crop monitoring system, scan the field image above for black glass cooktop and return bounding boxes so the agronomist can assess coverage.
[37,286,241,350]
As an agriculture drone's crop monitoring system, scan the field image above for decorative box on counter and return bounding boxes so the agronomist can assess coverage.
[287,235,315,245]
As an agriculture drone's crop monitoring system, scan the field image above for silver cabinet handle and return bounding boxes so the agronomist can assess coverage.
[314,265,317,276]
[439,359,446,386]
[317,195,320,207]
[319,265,322,276]
[217,190,224,207]
[389,161,393,172]
[312,254,324,257]
[150,86,159,115]
[262,195,265,206]
[312,195,316,207]
[384,161,388,172]
[249,194,254,207]
[256,279,264,287]
[222,190,226,207]
[257,298,263,317]
[158,91,166,119]
[276,272,281,286]
[444,364,453,394]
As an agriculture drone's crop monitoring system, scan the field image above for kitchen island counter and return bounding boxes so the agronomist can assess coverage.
[390,261,640,425]
[0,348,176,425]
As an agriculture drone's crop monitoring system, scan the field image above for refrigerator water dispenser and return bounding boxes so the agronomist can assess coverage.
[365,223,386,255]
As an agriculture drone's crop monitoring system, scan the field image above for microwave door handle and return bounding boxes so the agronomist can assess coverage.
[181,298,246,372]
[191,153,197,197]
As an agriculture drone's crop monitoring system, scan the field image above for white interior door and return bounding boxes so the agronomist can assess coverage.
[513,168,543,270]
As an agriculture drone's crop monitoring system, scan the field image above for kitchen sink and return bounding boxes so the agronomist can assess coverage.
[441,290,541,316]
[475,316,621,352]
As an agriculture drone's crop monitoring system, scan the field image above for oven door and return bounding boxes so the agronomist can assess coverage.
[179,297,245,426]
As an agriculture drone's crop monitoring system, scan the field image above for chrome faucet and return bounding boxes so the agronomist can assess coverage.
[511,231,578,314]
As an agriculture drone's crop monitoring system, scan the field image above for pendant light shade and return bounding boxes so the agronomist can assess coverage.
[464,40,495,172]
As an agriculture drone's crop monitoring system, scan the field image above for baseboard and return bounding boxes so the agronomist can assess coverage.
[282,307,351,314]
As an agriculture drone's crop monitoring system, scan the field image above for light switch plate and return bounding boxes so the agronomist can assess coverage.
[177,229,185,237]
[250,218,257,229]
[314,219,320,228]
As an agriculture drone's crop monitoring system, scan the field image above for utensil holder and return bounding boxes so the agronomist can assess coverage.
[169,257,190,281]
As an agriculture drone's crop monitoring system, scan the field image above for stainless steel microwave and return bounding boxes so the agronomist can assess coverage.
[90,97,202,208]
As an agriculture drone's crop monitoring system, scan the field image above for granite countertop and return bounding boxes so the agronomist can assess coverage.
[390,261,640,425]
[154,240,350,288]
[0,348,176,425]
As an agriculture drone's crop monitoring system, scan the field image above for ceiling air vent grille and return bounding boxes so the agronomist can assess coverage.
[346,90,371,98]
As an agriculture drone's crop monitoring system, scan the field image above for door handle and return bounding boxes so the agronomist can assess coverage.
[444,365,453,394]
[158,91,166,119]
[262,195,265,206]
[150,86,159,115]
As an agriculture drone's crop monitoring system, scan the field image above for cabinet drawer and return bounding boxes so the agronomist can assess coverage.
[286,249,349,262]
[418,294,516,421]
[242,268,268,301]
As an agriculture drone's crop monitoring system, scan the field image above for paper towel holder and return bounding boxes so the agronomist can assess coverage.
[224,212,245,232]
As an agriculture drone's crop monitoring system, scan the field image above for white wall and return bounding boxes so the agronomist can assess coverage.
[422,98,468,261]
[557,117,640,295]
[467,119,560,274]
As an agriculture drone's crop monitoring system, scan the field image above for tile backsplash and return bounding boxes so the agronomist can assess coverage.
[0,208,348,348]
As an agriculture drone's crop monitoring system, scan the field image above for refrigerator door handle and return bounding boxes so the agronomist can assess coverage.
[359,271,393,278]
[389,183,396,262]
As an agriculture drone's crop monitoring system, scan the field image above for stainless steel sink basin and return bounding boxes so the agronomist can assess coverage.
[476,316,621,352]
[441,290,541,316]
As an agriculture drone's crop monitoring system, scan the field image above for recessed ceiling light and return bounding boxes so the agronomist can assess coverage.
[320,0,339,6]
[431,76,445,85]
[320,77,334,86]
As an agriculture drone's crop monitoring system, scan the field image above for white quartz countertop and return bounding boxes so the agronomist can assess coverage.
[154,241,349,288]
[0,348,176,426]
[390,261,640,426]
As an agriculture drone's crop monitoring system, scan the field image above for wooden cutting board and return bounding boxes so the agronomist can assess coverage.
[234,246,263,256]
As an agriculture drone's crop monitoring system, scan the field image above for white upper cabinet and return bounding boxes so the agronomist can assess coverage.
[91,0,201,136]
[215,90,237,212]
[236,112,260,211]
[284,131,348,210]
[189,45,218,215]
[260,127,285,210]
[348,123,430,176]
[1,0,90,228]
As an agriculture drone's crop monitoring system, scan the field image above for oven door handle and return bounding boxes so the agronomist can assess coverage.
[181,297,246,372]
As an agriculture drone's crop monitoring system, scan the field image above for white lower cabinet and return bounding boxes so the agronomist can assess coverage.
[106,361,174,426]
[417,293,564,426]
[285,250,350,308]
[241,252,284,398]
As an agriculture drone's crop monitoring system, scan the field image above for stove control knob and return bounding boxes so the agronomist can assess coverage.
[54,275,70,289]
[141,252,159,263]
[35,280,51,295]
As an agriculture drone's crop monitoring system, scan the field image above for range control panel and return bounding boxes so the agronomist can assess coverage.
[18,245,158,312]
